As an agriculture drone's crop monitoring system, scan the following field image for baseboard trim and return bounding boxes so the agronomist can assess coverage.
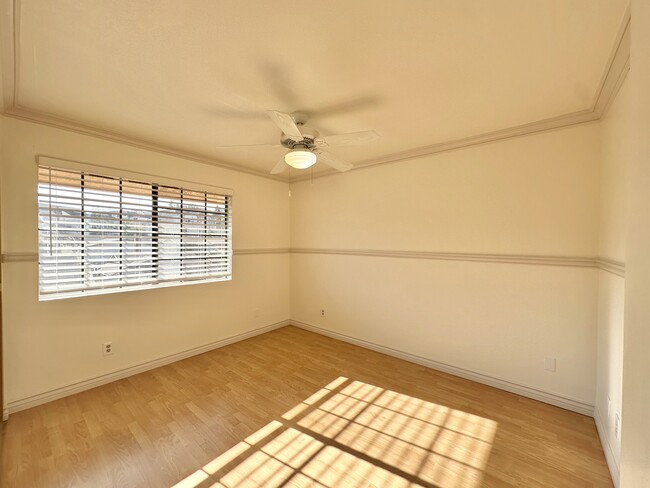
[5,320,290,416]
[4,319,596,419]
[291,320,595,416]
[594,407,620,487]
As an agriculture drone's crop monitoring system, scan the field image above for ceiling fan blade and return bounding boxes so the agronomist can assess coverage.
[259,63,301,108]
[266,111,303,139]
[311,95,380,118]
[320,130,379,147]
[270,156,288,174]
[214,143,281,149]
[317,151,354,172]
[204,105,267,120]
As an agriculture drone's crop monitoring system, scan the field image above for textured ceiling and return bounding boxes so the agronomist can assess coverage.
[14,0,628,175]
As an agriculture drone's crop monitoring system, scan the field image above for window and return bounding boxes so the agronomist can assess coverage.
[37,162,232,300]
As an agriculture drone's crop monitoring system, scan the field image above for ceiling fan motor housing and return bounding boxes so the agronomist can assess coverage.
[281,128,319,149]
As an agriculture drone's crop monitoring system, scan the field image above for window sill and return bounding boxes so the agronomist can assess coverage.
[38,275,232,301]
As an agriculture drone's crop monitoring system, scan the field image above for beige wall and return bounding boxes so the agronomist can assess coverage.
[599,82,631,263]
[0,117,290,407]
[292,125,599,255]
[595,75,631,480]
[620,1,650,485]
[291,123,601,407]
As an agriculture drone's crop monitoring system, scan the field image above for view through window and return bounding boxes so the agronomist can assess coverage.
[38,165,232,299]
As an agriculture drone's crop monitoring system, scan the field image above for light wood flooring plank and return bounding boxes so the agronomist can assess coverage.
[1,326,612,487]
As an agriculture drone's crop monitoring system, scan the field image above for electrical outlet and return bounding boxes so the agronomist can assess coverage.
[102,342,113,356]
[320,309,326,318]
[543,356,556,372]
[615,413,620,440]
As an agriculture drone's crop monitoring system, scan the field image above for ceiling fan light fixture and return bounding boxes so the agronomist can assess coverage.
[284,148,317,169]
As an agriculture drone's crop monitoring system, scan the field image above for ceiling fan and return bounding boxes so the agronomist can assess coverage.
[215,111,379,174]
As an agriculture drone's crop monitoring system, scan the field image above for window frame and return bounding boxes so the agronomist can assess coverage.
[36,156,233,301]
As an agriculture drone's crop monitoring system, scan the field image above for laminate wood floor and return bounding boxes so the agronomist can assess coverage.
[0,326,612,487]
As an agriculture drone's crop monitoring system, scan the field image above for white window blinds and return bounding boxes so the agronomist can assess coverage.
[38,165,232,299]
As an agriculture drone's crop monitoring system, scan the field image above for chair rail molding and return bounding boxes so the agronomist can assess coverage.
[4,248,626,277]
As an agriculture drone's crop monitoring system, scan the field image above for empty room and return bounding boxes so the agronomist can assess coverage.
[1,1,649,487]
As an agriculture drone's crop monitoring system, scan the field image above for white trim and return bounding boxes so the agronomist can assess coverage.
[291,248,599,269]
[5,320,290,416]
[2,249,291,263]
[291,320,595,416]
[1,251,37,262]
[595,407,620,487]
[2,409,8,422]
[0,0,16,110]
[289,7,631,183]
[37,155,234,196]
[294,248,625,277]
[592,6,631,117]
[3,249,626,277]
[233,248,291,255]
[0,3,632,183]
[290,113,600,182]
[597,257,626,278]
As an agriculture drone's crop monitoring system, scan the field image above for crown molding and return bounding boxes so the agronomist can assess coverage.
[290,7,631,183]
[0,0,17,111]
[3,106,288,183]
[592,4,631,118]
[1,1,631,184]
[0,0,286,182]
[290,110,601,182]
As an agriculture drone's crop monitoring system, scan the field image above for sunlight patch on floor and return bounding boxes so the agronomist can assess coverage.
[171,377,498,488]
